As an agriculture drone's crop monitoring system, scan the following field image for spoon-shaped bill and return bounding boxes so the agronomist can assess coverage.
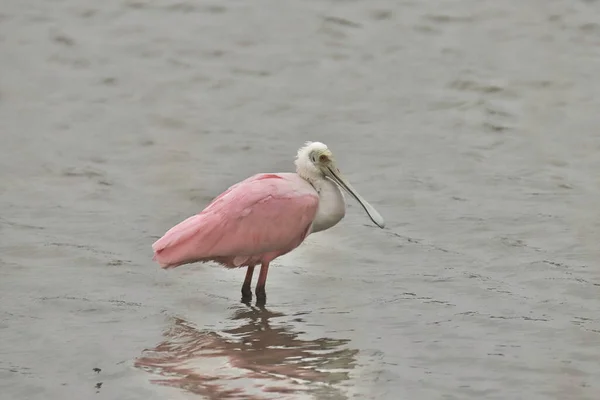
[324,166,385,229]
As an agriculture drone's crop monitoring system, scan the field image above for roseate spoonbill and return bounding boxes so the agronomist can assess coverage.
[152,141,385,300]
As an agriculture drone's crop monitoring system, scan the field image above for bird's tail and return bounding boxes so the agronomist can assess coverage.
[152,213,218,269]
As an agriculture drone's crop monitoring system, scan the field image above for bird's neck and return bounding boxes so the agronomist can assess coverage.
[310,177,346,234]
[296,164,322,183]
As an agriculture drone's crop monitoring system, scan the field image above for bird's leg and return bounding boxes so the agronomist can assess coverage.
[255,262,269,301]
[241,266,254,299]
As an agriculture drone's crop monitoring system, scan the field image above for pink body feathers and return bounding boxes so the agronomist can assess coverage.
[152,173,319,269]
[152,141,385,300]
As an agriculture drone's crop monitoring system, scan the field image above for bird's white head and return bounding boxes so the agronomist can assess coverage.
[295,141,385,229]
[295,141,333,181]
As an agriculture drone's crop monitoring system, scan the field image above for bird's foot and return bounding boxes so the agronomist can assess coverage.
[241,297,252,306]
[255,287,266,306]
[241,285,253,303]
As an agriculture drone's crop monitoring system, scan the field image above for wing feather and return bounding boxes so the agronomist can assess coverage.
[153,174,319,267]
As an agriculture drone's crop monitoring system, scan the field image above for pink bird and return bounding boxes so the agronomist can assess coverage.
[152,142,385,301]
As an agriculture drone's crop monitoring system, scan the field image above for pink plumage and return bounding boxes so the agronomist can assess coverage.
[153,141,385,301]
[152,173,319,269]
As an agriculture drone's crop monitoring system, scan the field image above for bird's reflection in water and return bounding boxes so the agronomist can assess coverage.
[135,302,358,399]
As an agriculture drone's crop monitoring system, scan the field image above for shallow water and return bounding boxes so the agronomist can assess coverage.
[2,0,600,399]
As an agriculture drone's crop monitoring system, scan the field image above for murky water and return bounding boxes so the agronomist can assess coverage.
[2,0,600,399]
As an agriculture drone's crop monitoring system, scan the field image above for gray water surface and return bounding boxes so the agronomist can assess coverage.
[2,0,600,399]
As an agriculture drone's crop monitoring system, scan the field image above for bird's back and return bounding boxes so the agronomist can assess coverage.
[153,173,319,268]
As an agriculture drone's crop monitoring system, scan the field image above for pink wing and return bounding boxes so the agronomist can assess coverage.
[153,173,319,268]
